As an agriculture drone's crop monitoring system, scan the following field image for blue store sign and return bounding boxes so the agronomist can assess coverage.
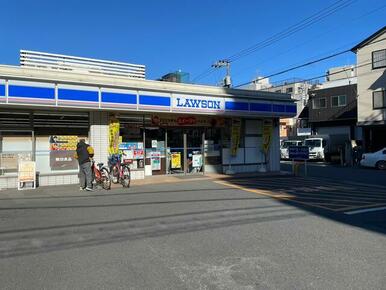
[172,95,225,112]
[289,146,309,160]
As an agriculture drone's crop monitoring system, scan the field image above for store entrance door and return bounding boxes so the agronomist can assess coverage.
[167,128,204,175]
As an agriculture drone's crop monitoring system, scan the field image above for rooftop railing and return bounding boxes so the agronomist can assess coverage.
[20,50,146,79]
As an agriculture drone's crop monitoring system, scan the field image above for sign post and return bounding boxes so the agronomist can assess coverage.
[288,146,309,177]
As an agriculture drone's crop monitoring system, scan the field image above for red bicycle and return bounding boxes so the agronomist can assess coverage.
[91,160,111,190]
[109,154,131,188]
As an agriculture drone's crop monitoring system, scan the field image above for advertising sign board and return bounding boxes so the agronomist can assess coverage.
[171,152,181,169]
[49,135,78,170]
[18,161,36,190]
[289,146,309,160]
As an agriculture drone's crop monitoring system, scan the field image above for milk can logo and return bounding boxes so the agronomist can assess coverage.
[174,96,224,111]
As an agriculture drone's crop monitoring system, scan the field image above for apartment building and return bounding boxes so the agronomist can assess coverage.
[351,26,386,152]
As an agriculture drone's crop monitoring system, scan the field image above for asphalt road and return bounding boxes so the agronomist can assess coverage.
[1,176,385,289]
[280,160,386,186]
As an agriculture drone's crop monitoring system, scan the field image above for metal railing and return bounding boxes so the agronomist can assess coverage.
[20,50,146,79]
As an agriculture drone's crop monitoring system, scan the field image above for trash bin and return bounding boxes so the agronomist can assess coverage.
[35,171,40,188]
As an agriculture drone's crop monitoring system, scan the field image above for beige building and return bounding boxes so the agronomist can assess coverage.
[351,26,386,152]
[245,78,315,137]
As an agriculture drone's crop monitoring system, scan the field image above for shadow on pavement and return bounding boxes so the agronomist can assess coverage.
[0,203,307,259]
[223,175,386,236]
[0,196,271,211]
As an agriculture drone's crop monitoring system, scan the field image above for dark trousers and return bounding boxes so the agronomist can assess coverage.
[79,161,92,189]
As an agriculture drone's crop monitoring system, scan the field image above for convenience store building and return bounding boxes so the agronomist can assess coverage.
[0,51,296,188]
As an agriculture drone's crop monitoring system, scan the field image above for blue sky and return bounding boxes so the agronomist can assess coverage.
[0,0,385,87]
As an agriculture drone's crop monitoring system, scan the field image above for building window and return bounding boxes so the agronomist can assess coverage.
[312,98,326,109]
[372,49,386,69]
[373,90,386,109]
[275,89,282,93]
[286,87,293,93]
[331,95,347,107]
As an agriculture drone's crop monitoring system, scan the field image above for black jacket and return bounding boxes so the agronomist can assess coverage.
[76,142,94,165]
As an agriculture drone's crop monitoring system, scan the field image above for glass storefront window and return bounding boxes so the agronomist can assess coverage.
[35,136,87,174]
[145,127,166,175]
[117,114,146,177]
[0,134,33,175]
[205,127,222,166]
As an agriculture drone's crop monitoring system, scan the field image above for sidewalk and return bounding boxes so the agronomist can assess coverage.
[0,171,291,199]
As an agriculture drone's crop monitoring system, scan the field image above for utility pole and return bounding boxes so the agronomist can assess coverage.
[212,59,231,88]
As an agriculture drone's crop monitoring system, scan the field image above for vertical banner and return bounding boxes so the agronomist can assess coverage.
[109,117,120,155]
[262,120,273,154]
[231,118,241,156]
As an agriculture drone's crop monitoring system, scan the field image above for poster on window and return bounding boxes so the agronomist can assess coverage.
[49,136,79,170]
[122,150,134,160]
[151,151,161,170]
[49,135,78,151]
[171,152,181,169]
[133,149,144,159]
[119,142,143,150]
[192,154,202,168]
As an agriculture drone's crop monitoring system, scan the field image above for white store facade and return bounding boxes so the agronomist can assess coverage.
[0,55,296,189]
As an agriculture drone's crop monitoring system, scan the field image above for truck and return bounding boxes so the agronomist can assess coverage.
[303,134,350,161]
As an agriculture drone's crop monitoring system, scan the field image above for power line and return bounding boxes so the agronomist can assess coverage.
[192,0,356,83]
[255,59,380,91]
[228,0,356,62]
[230,3,386,80]
[235,36,386,88]
[234,49,351,88]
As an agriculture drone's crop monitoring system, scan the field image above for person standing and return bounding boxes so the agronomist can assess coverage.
[74,139,94,191]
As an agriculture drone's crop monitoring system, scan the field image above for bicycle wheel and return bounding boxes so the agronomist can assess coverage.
[101,167,111,190]
[122,165,131,188]
[110,165,119,184]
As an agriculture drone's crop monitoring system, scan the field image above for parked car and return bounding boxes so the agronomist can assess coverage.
[360,148,386,170]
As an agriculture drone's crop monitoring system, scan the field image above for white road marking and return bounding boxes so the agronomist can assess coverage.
[344,206,386,215]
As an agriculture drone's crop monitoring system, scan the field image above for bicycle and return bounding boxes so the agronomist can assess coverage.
[91,160,111,190]
[109,154,131,188]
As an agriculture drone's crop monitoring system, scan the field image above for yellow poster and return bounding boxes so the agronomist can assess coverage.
[231,118,241,156]
[171,152,181,169]
[49,135,78,151]
[262,120,273,154]
[109,118,120,155]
